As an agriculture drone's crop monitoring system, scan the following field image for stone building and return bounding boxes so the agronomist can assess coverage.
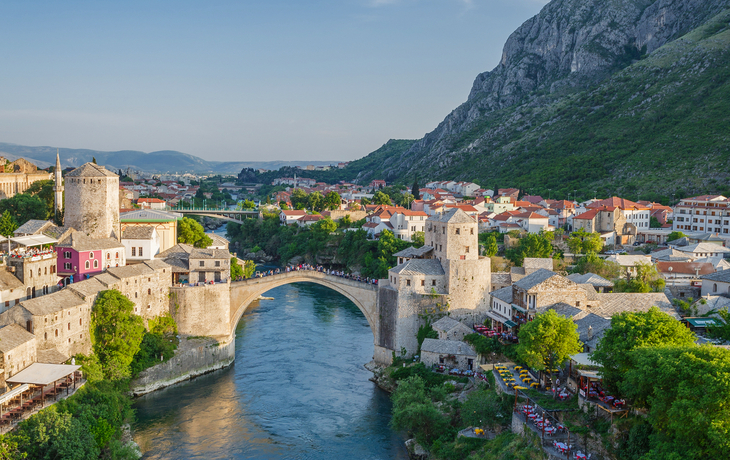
[0,270,25,312]
[512,269,589,318]
[0,324,37,388]
[6,247,58,299]
[55,230,125,284]
[375,208,491,362]
[431,316,474,341]
[0,158,52,200]
[121,226,161,263]
[420,338,477,371]
[0,289,93,360]
[156,244,230,285]
[64,163,120,240]
[120,209,182,253]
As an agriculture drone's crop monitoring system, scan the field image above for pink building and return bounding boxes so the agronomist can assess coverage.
[55,231,125,285]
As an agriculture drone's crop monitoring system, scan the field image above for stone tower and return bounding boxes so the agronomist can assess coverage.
[64,163,120,240]
[53,150,64,220]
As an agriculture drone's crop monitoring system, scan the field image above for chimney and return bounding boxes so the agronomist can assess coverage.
[588,325,594,340]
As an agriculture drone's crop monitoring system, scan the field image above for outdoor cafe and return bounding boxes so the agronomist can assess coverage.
[0,363,82,429]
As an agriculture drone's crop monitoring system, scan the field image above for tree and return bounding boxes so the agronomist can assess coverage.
[324,191,341,211]
[9,406,99,460]
[572,252,621,279]
[92,157,97,164]
[401,192,415,209]
[411,176,420,200]
[372,190,392,206]
[90,290,146,380]
[484,233,498,257]
[621,345,730,459]
[360,197,371,206]
[290,188,308,210]
[307,191,324,212]
[567,229,603,254]
[240,199,255,210]
[505,233,553,266]
[230,257,244,279]
[313,218,337,235]
[666,231,686,242]
[517,310,582,395]
[591,306,696,393]
[411,231,424,248]
[24,179,55,218]
[0,211,18,238]
[177,217,213,248]
[0,193,47,226]
[242,259,256,279]
[390,375,449,446]
[614,263,665,293]
[649,216,662,228]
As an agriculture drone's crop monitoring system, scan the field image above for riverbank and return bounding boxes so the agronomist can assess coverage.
[129,335,235,396]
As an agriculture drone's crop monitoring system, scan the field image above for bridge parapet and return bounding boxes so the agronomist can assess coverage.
[230,270,378,292]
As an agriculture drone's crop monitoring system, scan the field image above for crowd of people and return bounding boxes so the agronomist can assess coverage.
[252,263,379,285]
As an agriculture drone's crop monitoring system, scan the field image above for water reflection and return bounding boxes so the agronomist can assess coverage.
[133,283,408,460]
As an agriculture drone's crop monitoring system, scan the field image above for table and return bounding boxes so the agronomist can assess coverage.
[576,452,587,460]
[554,442,567,453]
[527,413,538,420]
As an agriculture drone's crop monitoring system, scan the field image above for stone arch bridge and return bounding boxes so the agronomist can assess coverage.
[229,271,379,337]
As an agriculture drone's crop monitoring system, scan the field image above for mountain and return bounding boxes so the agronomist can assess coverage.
[0,143,338,175]
[344,0,730,203]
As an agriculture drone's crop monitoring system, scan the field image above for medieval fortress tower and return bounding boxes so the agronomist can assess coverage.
[374,208,492,363]
[63,162,120,240]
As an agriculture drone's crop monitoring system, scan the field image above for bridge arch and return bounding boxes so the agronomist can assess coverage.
[229,272,379,339]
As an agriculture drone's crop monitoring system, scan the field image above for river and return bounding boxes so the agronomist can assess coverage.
[131,282,409,460]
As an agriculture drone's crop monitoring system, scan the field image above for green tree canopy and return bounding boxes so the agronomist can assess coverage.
[567,229,603,254]
[360,197,371,206]
[290,188,308,210]
[614,263,665,293]
[460,388,511,429]
[390,375,449,446]
[307,191,324,212]
[90,290,146,380]
[483,233,499,257]
[177,217,213,248]
[666,231,686,242]
[230,257,244,279]
[324,191,341,211]
[0,210,18,238]
[572,252,621,279]
[411,176,420,200]
[401,192,415,209]
[372,190,392,206]
[517,310,582,390]
[591,307,696,392]
[0,193,47,226]
[240,199,255,210]
[411,231,424,248]
[621,345,730,459]
[24,179,55,219]
[505,233,553,266]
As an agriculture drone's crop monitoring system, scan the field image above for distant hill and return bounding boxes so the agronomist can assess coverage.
[338,0,730,203]
[0,143,338,175]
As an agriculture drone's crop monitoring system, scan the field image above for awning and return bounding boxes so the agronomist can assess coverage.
[684,317,721,328]
[486,311,510,324]
[6,363,81,386]
[504,320,518,328]
[0,384,30,405]
[9,235,58,247]
[577,369,601,379]
[511,304,527,313]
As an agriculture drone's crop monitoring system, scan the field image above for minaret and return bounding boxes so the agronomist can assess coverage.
[53,149,64,221]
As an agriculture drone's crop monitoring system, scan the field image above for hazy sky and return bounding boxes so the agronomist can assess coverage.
[0,0,547,162]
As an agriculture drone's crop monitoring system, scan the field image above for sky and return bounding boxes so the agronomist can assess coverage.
[0,0,548,163]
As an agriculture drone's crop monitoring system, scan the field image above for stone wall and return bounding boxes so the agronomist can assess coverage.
[328,210,366,222]
[171,282,231,337]
[129,336,235,396]
[65,172,120,240]
[444,258,492,317]
[8,255,59,298]
[0,172,52,200]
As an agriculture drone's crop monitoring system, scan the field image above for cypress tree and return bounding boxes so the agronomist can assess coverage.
[412,175,420,200]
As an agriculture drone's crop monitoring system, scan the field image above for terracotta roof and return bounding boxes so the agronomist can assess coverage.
[588,197,648,210]
[656,261,715,276]
[574,209,599,220]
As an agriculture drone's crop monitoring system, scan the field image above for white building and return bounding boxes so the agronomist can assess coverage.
[672,195,730,235]
[121,226,160,263]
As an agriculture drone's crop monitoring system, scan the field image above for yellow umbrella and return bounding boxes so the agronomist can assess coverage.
[514,385,527,390]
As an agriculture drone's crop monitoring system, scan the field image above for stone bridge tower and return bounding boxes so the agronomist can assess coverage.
[64,163,120,240]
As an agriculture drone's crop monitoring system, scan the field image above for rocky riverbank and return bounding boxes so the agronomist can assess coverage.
[129,335,235,396]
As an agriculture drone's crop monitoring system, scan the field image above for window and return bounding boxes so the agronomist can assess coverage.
[44,267,47,275]
[135,292,138,298]
[421,280,425,286]
[147,288,151,295]
[714,283,718,292]
[64,251,71,259]
[107,253,111,259]
[215,261,221,267]
[44,332,47,340]
[455,228,460,235]
[406,279,411,286]
[132,247,136,257]
[89,252,94,259]
[470,228,474,235]
[139,247,143,257]
[85,261,90,270]
[29,270,32,278]
[93,260,98,268]
[68,322,70,330]
[116,252,119,258]
[51,265,56,274]
[55,329,58,337]
[79,318,82,326]
[442,227,445,234]
[64,262,71,270]
[465,246,470,253]
[199,261,205,267]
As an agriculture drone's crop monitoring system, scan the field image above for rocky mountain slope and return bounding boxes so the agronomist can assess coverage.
[346,0,730,202]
